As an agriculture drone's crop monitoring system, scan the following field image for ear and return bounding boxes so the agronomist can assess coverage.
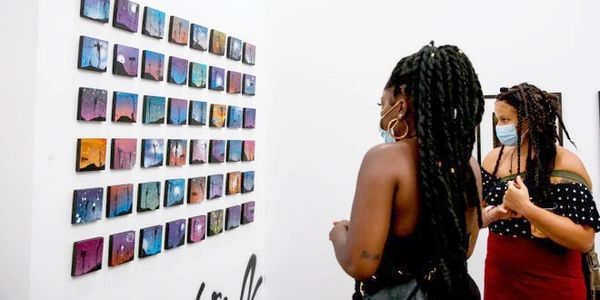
[394,97,408,119]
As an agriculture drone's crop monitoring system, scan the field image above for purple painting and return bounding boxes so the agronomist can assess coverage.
[168,56,188,85]
[243,42,256,65]
[242,201,255,224]
[113,44,139,77]
[190,139,208,165]
[226,205,242,231]
[109,230,135,266]
[243,108,256,129]
[78,87,107,122]
[72,237,104,277]
[188,215,207,243]
[113,0,139,32]
[209,140,226,163]
[165,219,186,250]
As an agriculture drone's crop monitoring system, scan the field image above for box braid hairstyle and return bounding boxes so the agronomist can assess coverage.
[385,43,484,297]
[491,83,575,206]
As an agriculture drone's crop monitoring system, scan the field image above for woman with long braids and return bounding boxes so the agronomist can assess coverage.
[480,83,600,299]
[329,43,484,299]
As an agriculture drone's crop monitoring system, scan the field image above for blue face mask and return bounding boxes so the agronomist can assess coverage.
[495,124,518,146]
[379,128,396,144]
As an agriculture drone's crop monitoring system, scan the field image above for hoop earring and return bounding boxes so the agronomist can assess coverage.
[387,118,409,140]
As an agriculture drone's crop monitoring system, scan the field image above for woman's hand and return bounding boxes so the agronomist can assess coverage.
[329,220,350,242]
[502,176,533,216]
[488,204,522,221]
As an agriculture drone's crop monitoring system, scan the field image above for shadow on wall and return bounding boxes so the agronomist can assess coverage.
[196,254,263,300]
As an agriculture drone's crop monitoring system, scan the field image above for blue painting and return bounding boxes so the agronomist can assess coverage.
[142,6,165,39]
[137,181,160,212]
[207,174,223,200]
[190,24,208,51]
[167,98,187,125]
[141,139,164,168]
[164,178,185,207]
[106,184,133,218]
[209,66,225,91]
[78,36,108,72]
[142,96,165,124]
[227,106,243,128]
[165,219,186,250]
[227,140,242,162]
[242,74,256,96]
[113,0,139,32]
[168,56,188,85]
[242,171,255,193]
[72,187,103,224]
[80,0,110,23]
[112,91,138,123]
[139,225,162,258]
[189,62,207,88]
[141,50,164,81]
[227,36,243,61]
[189,101,207,126]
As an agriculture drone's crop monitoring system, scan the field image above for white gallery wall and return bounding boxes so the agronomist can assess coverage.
[2,0,600,299]
[1,0,268,299]
[264,0,600,299]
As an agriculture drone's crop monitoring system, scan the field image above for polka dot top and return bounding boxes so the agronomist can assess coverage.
[482,169,600,238]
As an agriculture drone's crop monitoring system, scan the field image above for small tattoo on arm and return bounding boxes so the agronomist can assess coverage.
[360,251,381,261]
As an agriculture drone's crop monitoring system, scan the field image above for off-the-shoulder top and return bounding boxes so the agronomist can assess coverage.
[482,169,600,238]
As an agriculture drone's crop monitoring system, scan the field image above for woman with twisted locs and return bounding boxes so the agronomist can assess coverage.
[481,83,599,299]
[329,43,484,299]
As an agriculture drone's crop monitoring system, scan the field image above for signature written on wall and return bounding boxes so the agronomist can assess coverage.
[196,254,263,300]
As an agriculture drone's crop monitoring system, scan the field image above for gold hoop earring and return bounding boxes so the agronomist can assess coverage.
[387,118,409,140]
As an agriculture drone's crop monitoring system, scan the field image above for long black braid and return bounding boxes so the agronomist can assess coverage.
[385,43,484,297]
[492,83,575,205]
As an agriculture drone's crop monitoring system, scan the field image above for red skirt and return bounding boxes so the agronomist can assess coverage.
[484,233,586,300]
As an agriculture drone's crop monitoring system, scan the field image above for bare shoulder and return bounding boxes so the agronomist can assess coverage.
[555,146,593,189]
[481,147,504,174]
[361,143,412,175]
[363,143,405,165]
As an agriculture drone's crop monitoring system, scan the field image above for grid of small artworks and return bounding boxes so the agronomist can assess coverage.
[73,0,257,276]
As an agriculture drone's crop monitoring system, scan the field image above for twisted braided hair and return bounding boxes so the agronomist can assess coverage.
[385,43,484,297]
[491,83,575,205]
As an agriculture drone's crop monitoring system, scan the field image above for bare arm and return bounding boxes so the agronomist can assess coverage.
[466,157,482,258]
[329,146,397,280]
